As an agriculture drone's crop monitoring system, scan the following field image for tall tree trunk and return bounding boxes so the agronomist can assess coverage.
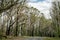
[15,9,19,36]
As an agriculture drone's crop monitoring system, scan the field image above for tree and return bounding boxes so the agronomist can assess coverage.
[51,1,60,37]
[0,0,27,36]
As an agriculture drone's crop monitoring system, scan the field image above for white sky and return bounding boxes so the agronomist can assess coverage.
[28,0,52,19]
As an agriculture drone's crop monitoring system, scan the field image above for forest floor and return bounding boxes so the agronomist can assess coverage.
[0,36,60,40]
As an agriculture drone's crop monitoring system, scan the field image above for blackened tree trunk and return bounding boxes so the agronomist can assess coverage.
[6,16,12,36]
[15,9,19,36]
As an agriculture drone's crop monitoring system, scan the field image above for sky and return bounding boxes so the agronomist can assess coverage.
[28,0,52,19]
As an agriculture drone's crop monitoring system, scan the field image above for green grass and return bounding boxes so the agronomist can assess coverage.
[0,37,60,40]
[43,37,60,40]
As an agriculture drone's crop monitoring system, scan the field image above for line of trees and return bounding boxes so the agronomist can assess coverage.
[0,0,60,38]
[50,0,60,37]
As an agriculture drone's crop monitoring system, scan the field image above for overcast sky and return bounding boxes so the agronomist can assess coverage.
[28,0,52,19]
